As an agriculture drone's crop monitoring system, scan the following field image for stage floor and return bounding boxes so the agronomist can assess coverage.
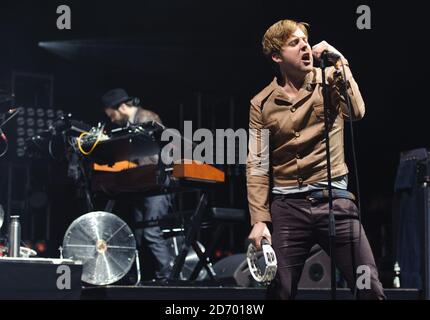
[81,284,421,300]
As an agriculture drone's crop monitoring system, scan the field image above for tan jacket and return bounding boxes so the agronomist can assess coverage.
[133,107,162,124]
[131,107,162,165]
[246,61,365,225]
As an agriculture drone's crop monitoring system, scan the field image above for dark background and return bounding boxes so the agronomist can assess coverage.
[0,0,428,285]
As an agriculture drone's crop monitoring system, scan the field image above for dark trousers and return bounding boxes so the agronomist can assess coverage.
[134,194,174,279]
[269,195,385,300]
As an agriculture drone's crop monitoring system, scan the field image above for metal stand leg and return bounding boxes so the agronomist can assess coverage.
[104,200,115,213]
[170,192,215,281]
[134,249,141,286]
[190,242,216,281]
[189,224,224,281]
[320,53,337,300]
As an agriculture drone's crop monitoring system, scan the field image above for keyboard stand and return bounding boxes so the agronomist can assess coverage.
[169,192,217,281]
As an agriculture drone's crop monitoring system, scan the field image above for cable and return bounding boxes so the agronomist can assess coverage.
[48,138,62,161]
[77,125,104,156]
[338,60,363,299]
[68,136,79,153]
[339,62,362,213]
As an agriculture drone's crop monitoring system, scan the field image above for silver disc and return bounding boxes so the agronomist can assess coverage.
[62,211,136,285]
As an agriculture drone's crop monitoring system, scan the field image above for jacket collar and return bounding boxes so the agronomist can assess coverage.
[271,68,322,104]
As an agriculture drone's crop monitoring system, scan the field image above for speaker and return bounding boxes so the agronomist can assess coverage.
[213,246,334,288]
[213,253,272,287]
[213,254,253,287]
[298,245,331,288]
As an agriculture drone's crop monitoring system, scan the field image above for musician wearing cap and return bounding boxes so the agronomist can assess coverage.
[246,20,385,299]
[101,88,173,281]
[102,88,161,126]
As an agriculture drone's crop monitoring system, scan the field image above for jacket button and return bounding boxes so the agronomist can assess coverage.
[296,154,301,159]
[298,177,303,184]
[294,131,300,138]
[291,107,296,113]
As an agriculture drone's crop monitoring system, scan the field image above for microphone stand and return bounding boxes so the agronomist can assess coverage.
[320,51,337,300]
[0,108,21,131]
[0,109,21,157]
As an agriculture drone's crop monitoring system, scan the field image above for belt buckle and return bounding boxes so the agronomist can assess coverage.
[306,195,318,204]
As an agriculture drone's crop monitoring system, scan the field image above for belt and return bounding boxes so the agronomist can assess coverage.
[306,189,356,203]
[274,189,356,204]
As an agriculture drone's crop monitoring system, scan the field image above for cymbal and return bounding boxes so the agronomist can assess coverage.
[62,211,136,285]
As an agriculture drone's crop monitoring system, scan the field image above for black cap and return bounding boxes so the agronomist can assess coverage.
[101,88,132,109]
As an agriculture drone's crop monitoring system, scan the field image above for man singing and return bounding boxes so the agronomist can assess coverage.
[246,19,385,299]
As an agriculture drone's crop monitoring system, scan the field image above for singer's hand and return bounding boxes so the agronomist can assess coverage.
[248,222,272,250]
[312,40,344,60]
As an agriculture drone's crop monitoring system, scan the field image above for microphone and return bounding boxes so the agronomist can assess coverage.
[321,50,341,61]
[316,50,346,69]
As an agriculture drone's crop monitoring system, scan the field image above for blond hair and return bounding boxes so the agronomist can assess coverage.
[262,19,309,58]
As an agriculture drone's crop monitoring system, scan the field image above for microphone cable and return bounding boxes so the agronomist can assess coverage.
[337,59,363,299]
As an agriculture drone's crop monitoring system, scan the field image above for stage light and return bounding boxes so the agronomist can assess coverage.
[36,108,45,117]
[17,117,24,126]
[35,240,47,253]
[26,128,35,137]
[17,127,25,136]
[17,138,25,147]
[36,119,45,128]
[16,148,25,157]
[10,106,64,157]
[26,118,34,126]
